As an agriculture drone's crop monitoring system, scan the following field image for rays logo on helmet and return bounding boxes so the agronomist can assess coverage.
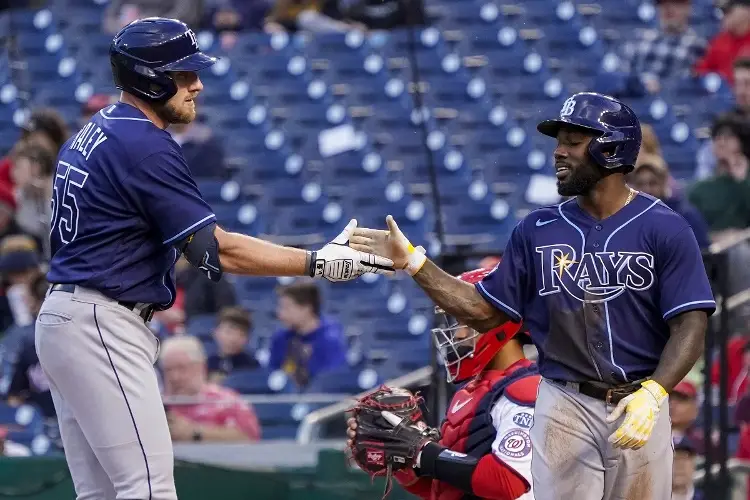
[560,97,576,117]
[187,29,199,49]
[497,429,532,459]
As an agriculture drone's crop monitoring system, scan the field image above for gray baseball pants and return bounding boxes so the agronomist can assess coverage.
[35,285,176,500]
[530,378,673,500]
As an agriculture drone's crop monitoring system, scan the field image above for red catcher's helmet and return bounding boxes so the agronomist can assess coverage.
[432,268,524,383]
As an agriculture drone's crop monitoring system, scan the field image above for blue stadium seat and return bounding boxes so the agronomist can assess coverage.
[222,367,292,395]
[185,314,216,339]
[306,366,381,393]
[0,402,44,445]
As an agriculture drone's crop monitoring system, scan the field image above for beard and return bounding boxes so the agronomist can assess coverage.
[557,161,605,196]
[154,98,195,125]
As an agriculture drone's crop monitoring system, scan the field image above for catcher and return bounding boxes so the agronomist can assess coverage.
[347,268,539,500]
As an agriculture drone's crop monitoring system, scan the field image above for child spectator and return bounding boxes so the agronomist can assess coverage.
[207,306,259,383]
[672,436,704,500]
[269,282,346,388]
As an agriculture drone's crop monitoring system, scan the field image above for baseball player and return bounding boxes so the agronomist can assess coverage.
[37,18,393,500]
[347,268,540,500]
[350,92,716,499]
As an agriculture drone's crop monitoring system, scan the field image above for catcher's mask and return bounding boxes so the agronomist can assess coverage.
[432,268,524,383]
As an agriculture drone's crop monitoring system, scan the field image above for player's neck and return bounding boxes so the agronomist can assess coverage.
[487,341,525,372]
[576,175,633,220]
[119,92,168,129]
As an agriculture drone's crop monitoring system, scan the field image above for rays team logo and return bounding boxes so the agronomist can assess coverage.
[537,244,655,303]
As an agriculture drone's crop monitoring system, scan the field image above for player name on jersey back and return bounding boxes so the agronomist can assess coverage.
[67,121,109,160]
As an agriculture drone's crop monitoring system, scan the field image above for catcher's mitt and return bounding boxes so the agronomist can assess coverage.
[347,386,440,498]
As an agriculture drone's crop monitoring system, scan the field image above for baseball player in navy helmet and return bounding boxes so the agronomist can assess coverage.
[37,18,392,500]
[350,92,715,499]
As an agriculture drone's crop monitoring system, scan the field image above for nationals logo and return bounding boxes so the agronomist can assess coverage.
[498,429,532,459]
[366,449,385,466]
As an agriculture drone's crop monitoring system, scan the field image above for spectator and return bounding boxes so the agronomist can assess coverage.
[0,109,68,196]
[628,154,711,248]
[79,94,115,128]
[0,235,41,332]
[203,0,273,44]
[207,306,259,383]
[688,113,750,237]
[639,123,662,157]
[11,143,55,257]
[324,0,425,30]
[103,0,203,34]
[0,426,30,457]
[672,436,704,500]
[266,0,361,33]
[269,281,346,388]
[160,336,261,442]
[696,57,750,179]
[713,335,750,408]
[176,256,237,321]
[0,184,19,242]
[670,380,702,446]
[621,0,706,94]
[5,271,54,420]
[168,121,226,179]
[696,0,750,84]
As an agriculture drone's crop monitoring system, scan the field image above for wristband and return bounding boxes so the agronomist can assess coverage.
[405,243,426,276]
[306,251,317,277]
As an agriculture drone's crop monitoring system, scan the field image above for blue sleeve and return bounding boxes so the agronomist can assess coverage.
[124,149,216,246]
[658,226,716,320]
[268,331,286,371]
[475,222,528,322]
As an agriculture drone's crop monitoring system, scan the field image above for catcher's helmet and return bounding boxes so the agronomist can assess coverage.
[432,268,525,383]
[110,17,217,102]
[537,92,642,171]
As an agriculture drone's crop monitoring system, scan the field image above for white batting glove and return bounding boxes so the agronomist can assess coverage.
[308,219,395,282]
[605,380,667,450]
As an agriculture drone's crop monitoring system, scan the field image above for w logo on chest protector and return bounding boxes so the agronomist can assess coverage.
[537,244,655,303]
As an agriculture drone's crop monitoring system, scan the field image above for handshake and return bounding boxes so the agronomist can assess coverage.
[311,215,427,282]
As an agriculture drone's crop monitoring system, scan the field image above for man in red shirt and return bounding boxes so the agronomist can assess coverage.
[696,0,750,84]
[160,335,261,442]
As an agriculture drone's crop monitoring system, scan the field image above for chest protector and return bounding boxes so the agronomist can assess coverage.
[431,359,540,500]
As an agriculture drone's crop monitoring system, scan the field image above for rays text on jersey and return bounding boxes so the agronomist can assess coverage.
[536,244,655,303]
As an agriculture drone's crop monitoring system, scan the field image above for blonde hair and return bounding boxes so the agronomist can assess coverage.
[159,335,206,365]
[640,124,661,157]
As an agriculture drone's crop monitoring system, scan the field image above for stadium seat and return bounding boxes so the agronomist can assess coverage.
[222,367,292,395]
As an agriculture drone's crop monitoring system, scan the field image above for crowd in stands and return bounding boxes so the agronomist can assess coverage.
[0,0,749,497]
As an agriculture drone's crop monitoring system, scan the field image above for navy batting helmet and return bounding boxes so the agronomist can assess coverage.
[110,17,217,102]
[537,92,642,171]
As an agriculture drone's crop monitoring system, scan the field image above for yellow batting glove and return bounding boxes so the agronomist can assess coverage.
[605,380,667,450]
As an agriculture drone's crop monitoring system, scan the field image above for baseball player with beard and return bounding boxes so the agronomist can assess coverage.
[347,268,540,500]
[38,18,393,500]
[350,93,716,499]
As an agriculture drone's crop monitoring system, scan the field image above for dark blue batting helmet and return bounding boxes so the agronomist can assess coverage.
[537,92,642,171]
[110,17,217,102]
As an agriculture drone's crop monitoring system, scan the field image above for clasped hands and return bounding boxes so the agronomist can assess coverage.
[314,215,424,282]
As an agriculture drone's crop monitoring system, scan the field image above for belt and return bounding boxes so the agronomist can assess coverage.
[49,284,155,324]
[551,379,645,405]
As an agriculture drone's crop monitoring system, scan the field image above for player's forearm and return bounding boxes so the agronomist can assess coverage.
[652,310,708,392]
[215,228,308,277]
[413,260,509,332]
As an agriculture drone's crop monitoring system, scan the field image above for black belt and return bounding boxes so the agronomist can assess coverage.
[551,379,645,405]
[50,284,155,324]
